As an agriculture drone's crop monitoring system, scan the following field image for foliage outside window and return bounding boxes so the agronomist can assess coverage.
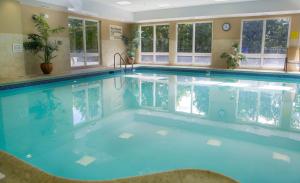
[141,26,154,52]
[140,24,170,63]
[69,18,100,67]
[156,25,169,52]
[241,18,290,69]
[177,22,212,65]
[177,24,193,53]
[195,23,212,53]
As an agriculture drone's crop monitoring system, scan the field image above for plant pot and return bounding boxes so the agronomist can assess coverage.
[40,63,53,74]
[127,57,135,64]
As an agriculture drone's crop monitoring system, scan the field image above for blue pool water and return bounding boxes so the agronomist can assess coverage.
[0,69,300,183]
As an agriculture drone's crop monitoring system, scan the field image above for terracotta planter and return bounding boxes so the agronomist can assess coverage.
[40,63,53,74]
[127,57,135,64]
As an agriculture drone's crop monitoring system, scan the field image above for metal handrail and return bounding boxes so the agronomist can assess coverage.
[113,52,134,71]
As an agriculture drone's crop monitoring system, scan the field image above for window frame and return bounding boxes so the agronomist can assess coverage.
[240,17,291,69]
[175,21,213,66]
[69,16,101,68]
[139,23,170,64]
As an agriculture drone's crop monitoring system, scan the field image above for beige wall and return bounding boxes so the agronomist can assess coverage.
[0,0,25,78]
[137,14,300,70]
[0,0,130,79]
[1,0,300,79]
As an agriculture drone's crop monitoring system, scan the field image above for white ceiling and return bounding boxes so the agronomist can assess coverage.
[92,0,256,12]
[19,0,300,22]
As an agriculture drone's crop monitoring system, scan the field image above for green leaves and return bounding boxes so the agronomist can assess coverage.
[23,14,65,64]
[220,43,246,69]
[23,34,44,54]
[122,26,140,58]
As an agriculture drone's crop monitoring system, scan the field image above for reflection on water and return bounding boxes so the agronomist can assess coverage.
[72,81,103,125]
[134,74,300,130]
[0,72,300,182]
[1,73,297,130]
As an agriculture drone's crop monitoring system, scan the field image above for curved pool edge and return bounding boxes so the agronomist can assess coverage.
[0,151,238,183]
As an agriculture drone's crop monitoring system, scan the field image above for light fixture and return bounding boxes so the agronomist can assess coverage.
[158,3,171,8]
[116,1,132,5]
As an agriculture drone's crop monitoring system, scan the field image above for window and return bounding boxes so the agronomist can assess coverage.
[69,18,100,67]
[140,24,169,64]
[177,22,212,65]
[241,18,290,69]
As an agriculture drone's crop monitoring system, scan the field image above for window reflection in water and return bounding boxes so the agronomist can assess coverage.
[141,81,154,107]
[176,76,209,116]
[237,89,283,126]
[133,74,300,130]
[155,83,169,111]
[258,92,282,126]
[237,90,258,122]
[139,76,169,111]
[72,82,102,125]
[292,86,300,130]
[176,84,192,113]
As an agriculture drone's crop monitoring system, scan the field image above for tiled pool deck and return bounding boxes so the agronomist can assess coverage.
[0,151,237,183]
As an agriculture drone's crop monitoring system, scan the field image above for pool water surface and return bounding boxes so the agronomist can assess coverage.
[0,69,300,183]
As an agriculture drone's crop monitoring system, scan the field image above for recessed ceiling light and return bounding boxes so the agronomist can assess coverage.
[116,1,132,5]
[158,3,171,8]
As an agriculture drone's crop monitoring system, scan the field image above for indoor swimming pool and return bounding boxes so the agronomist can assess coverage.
[0,68,300,183]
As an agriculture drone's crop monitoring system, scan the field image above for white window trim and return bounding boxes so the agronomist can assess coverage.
[69,17,100,68]
[175,21,213,66]
[240,17,291,69]
[140,24,170,64]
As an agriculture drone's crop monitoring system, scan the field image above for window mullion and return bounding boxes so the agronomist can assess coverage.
[192,23,196,65]
[261,20,267,68]
[83,20,87,66]
[153,25,156,63]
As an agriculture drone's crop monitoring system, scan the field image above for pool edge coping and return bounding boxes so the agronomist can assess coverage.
[1,65,300,90]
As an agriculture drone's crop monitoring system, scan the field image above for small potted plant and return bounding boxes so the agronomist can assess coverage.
[23,14,65,74]
[221,43,246,69]
[122,26,140,64]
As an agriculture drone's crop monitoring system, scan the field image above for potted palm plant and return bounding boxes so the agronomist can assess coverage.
[221,43,246,69]
[23,14,65,74]
[122,26,140,64]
